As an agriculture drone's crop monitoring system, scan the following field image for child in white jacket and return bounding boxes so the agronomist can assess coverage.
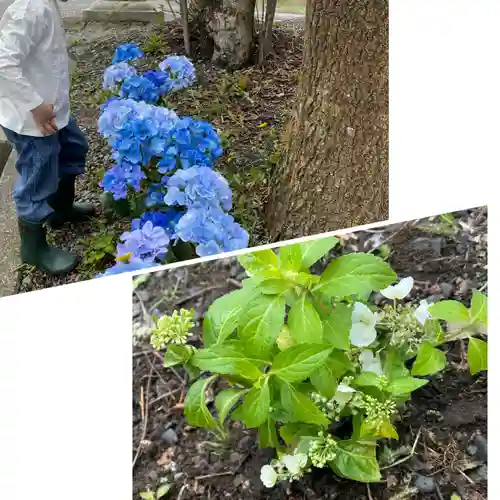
[0,0,95,275]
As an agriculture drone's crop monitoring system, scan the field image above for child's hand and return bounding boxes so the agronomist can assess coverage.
[31,103,58,135]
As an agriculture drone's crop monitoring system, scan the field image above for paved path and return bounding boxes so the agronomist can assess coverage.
[59,0,304,22]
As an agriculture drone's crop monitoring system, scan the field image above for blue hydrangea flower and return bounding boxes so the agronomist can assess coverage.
[145,184,167,208]
[100,160,145,200]
[175,207,249,257]
[143,70,174,95]
[158,55,196,92]
[121,75,160,104]
[132,209,183,238]
[100,258,157,277]
[117,221,171,263]
[164,166,232,212]
[112,43,144,64]
[103,62,137,90]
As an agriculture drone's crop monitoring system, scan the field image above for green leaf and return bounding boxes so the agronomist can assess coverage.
[332,441,381,482]
[299,236,339,271]
[155,483,172,498]
[258,419,280,449]
[387,376,428,395]
[184,376,218,429]
[215,388,246,424]
[140,493,155,500]
[270,344,333,383]
[232,380,270,428]
[203,287,256,346]
[238,294,286,358]
[238,249,278,275]
[279,244,302,272]
[279,423,319,446]
[383,350,410,381]
[470,291,488,327]
[468,337,487,375]
[163,345,196,368]
[192,343,265,381]
[281,384,330,426]
[315,253,397,298]
[288,294,323,344]
[354,372,381,389]
[411,342,446,376]
[310,365,338,399]
[321,303,351,350]
[360,418,398,439]
[255,277,296,295]
[428,300,470,324]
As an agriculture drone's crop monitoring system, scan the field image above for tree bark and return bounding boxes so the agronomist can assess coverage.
[267,0,388,241]
[189,0,256,69]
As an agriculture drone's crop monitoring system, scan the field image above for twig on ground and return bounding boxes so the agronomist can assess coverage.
[149,387,182,406]
[134,290,154,328]
[368,220,419,254]
[132,365,154,469]
[435,482,444,500]
[366,483,374,500]
[195,471,234,481]
[380,426,423,470]
[176,484,188,500]
[478,281,488,292]
[174,285,228,306]
[457,468,475,485]
[227,278,243,289]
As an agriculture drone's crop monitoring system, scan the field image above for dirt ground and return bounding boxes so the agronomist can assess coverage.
[132,207,488,500]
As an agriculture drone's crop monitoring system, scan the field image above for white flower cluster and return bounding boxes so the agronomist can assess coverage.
[150,308,195,350]
[260,452,308,488]
[308,431,338,468]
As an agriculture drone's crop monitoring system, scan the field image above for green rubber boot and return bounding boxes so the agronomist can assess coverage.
[18,218,79,275]
[48,175,96,229]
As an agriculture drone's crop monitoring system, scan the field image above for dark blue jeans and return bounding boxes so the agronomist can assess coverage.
[2,116,88,222]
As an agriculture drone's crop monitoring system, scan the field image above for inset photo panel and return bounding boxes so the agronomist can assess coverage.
[132,206,487,500]
[0,0,387,297]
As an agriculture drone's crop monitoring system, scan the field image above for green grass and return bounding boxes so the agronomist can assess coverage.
[276,0,306,14]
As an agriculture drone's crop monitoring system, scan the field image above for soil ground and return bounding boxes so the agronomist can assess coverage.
[132,207,488,500]
[16,20,304,294]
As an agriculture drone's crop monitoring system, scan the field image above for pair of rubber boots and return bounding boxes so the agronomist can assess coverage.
[18,176,96,275]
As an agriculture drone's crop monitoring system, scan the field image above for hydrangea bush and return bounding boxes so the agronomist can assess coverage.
[98,44,249,276]
[150,237,488,486]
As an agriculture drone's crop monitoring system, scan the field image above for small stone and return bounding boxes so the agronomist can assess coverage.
[174,472,186,481]
[161,429,178,446]
[469,464,487,483]
[473,434,487,462]
[414,474,436,493]
[229,452,242,464]
[439,282,454,298]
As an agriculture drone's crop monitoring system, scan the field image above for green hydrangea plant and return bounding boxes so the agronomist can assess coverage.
[151,237,488,487]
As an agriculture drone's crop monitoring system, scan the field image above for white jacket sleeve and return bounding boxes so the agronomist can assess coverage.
[0,2,46,117]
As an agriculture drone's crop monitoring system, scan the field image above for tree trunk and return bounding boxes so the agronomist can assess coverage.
[267,0,388,241]
[189,0,256,69]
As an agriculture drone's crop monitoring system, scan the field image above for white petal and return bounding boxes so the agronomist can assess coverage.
[359,350,383,375]
[352,302,376,327]
[350,322,377,347]
[337,383,356,393]
[282,453,307,475]
[334,386,355,406]
[260,465,278,488]
[414,299,431,326]
[380,276,414,300]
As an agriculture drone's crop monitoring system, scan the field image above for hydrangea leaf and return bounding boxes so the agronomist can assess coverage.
[238,249,279,275]
[331,441,381,483]
[203,287,257,346]
[258,419,280,449]
[163,345,196,368]
[387,376,428,395]
[215,388,247,424]
[468,337,487,375]
[428,300,470,324]
[238,294,286,358]
[192,342,266,381]
[280,384,330,426]
[232,381,270,428]
[184,376,218,429]
[278,244,302,272]
[299,236,339,271]
[315,253,397,298]
[411,342,446,376]
[321,302,351,350]
[270,344,333,383]
[470,291,488,328]
[288,294,323,344]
